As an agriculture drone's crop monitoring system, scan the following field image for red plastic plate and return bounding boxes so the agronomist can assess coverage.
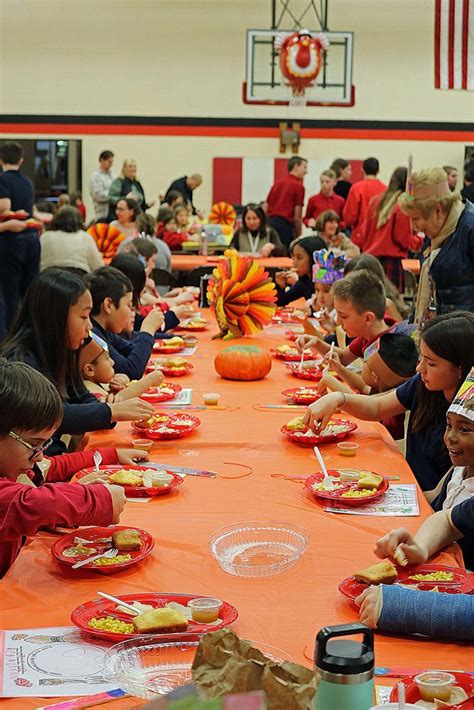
[305,470,389,506]
[131,413,201,440]
[0,210,29,221]
[141,382,182,403]
[176,322,207,332]
[72,592,238,643]
[286,363,326,381]
[390,672,474,704]
[75,465,183,497]
[281,418,357,446]
[272,347,319,361]
[339,564,473,600]
[153,342,186,354]
[146,360,193,377]
[281,387,322,404]
[51,525,154,574]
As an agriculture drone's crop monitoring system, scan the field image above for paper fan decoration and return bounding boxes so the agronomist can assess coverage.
[208,202,236,226]
[87,223,125,258]
[207,254,277,339]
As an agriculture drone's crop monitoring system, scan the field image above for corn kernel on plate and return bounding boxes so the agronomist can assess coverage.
[51,525,154,574]
[304,469,389,506]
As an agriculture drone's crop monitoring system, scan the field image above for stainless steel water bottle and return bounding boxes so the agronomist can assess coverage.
[313,623,375,710]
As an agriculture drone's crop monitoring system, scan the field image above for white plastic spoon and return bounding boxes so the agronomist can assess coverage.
[314,446,335,490]
[397,681,406,709]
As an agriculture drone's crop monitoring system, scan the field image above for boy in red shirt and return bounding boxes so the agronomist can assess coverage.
[0,359,145,577]
[342,157,386,247]
[304,169,345,228]
[264,156,307,250]
[297,269,397,366]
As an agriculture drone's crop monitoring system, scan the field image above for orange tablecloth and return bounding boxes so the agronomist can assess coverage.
[402,258,421,275]
[0,321,467,709]
[172,255,293,271]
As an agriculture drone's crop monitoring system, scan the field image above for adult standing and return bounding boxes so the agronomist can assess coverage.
[108,159,153,219]
[461,159,474,203]
[399,166,474,320]
[264,156,307,252]
[443,165,458,192]
[164,174,202,214]
[343,157,386,247]
[89,150,115,222]
[359,167,423,291]
[0,141,39,339]
[330,158,352,200]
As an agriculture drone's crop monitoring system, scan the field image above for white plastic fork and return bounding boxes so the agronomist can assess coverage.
[93,450,102,473]
[96,591,140,615]
[71,547,118,569]
[314,446,335,491]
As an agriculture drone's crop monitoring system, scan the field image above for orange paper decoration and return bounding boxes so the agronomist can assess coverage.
[87,223,125,259]
[208,202,236,226]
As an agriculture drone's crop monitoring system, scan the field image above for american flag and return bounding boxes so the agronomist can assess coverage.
[435,0,474,90]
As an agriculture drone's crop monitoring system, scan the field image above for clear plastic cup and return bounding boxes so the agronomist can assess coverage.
[203,393,220,406]
[413,671,456,702]
[337,441,359,457]
[187,597,223,623]
[132,439,153,452]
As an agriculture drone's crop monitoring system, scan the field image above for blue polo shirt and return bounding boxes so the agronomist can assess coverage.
[396,374,451,491]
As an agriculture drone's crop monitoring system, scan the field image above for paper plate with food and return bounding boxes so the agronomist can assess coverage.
[72,592,238,643]
[272,345,319,361]
[0,209,29,221]
[141,382,182,403]
[272,308,306,324]
[286,362,338,381]
[176,318,208,331]
[75,465,183,497]
[339,561,473,600]
[281,417,357,446]
[152,336,187,354]
[390,670,474,707]
[305,469,389,506]
[131,413,201,440]
[281,387,322,404]
[146,357,193,377]
[51,526,154,574]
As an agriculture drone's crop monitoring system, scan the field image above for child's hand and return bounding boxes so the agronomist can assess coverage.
[275,271,288,289]
[104,484,127,523]
[355,587,382,628]
[175,291,194,305]
[165,288,181,298]
[116,448,150,465]
[108,373,130,393]
[172,304,195,320]
[141,308,165,334]
[319,309,336,333]
[374,528,428,565]
[303,391,343,433]
[145,370,164,387]
[109,398,154,422]
[285,270,298,286]
[77,470,110,485]
[296,334,321,351]
[323,349,343,372]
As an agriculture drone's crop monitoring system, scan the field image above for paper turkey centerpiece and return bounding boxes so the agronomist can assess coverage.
[208,201,236,227]
[207,254,277,339]
[87,223,126,259]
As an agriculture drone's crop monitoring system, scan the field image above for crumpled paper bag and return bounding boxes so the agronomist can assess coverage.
[191,629,317,710]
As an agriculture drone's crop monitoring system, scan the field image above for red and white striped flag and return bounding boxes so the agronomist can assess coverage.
[435,0,474,90]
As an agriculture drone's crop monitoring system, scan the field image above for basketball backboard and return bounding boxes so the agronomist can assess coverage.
[243,29,354,107]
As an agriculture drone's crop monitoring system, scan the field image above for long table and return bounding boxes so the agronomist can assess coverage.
[171,255,293,271]
[0,319,467,709]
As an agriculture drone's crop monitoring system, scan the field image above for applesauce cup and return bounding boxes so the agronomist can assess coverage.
[132,439,153,453]
[187,597,223,623]
[413,671,456,702]
[337,441,359,457]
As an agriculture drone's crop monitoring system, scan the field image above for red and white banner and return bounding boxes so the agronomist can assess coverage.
[212,157,364,206]
[435,0,474,90]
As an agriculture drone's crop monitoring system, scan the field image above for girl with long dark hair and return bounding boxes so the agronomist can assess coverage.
[274,235,325,307]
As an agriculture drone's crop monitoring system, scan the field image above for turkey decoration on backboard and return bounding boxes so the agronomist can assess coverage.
[276,29,329,99]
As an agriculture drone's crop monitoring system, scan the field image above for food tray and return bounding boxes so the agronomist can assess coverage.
[75,465,183,497]
[305,470,389,506]
[281,418,357,446]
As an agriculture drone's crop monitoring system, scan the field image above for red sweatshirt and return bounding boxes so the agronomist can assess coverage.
[360,196,423,258]
[161,230,189,251]
[342,178,386,246]
[0,447,118,577]
[303,192,345,225]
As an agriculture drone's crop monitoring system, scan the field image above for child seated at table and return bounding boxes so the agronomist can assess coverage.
[157,213,197,251]
[344,253,406,322]
[298,268,398,366]
[175,204,199,235]
[310,248,346,334]
[425,370,474,511]
[318,332,418,439]
[0,359,132,577]
[356,377,474,641]
[79,331,164,402]
[274,236,326,307]
[86,266,166,380]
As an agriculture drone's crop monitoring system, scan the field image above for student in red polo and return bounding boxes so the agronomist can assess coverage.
[304,169,345,228]
[343,157,386,247]
[264,156,307,251]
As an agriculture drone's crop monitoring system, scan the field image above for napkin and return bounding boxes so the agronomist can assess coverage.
[191,629,318,710]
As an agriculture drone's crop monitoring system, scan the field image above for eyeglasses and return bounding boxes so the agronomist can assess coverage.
[8,431,53,460]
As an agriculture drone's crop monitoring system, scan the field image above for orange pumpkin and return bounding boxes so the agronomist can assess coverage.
[214,345,271,381]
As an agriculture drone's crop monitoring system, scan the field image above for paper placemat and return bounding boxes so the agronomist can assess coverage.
[324,484,420,516]
[181,346,197,356]
[0,626,113,697]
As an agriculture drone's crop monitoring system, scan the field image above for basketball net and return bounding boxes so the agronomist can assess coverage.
[286,84,307,111]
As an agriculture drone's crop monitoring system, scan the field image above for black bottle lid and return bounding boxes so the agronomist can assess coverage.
[315,623,374,675]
